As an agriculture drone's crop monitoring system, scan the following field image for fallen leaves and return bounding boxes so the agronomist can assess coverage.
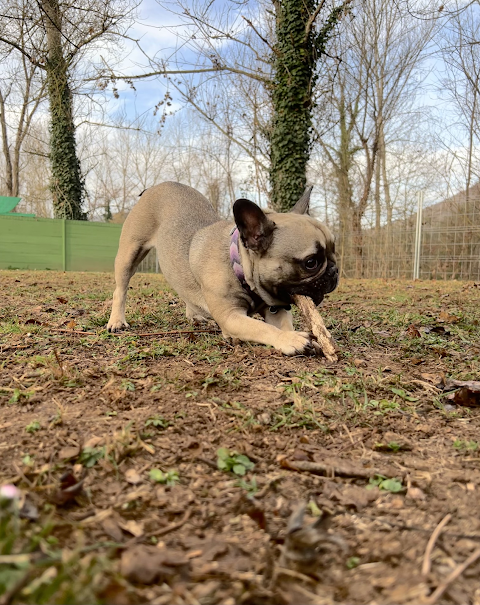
[120,545,189,584]
[124,468,143,485]
[445,380,480,407]
[51,470,86,506]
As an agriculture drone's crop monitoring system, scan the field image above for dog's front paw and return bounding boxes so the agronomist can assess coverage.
[276,331,316,356]
[107,318,130,333]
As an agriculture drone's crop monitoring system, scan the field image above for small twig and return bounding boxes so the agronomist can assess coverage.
[255,476,283,499]
[145,509,192,538]
[129,329,221,337]
[279,457,398,480]
[43,328,221,337]
[53,349,64,377]
[273,566,317,585]
[196,456,219,470]
[411,379,442,393]
[423,547,480,605]
[49,328,98,335]
[422,513,452,577]
[12,462,34,488]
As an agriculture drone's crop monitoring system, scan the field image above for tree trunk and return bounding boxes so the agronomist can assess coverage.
[42,0,85,220]
[352,209,364,278]
[0,90,14,196]
[269,1,346,212]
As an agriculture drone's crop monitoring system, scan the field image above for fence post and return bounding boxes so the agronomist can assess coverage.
[413,191,424,280]
[62,219,66,271]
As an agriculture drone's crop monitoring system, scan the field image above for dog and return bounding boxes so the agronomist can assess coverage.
[107,182,338,355]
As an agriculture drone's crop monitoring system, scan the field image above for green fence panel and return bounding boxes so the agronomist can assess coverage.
[0,215,122,272]
[66,221,121,272]
[0,215,64,270]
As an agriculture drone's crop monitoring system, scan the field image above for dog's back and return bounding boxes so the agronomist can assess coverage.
[118,181,219,314]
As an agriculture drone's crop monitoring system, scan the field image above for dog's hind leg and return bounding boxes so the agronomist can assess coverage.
[107,241,151,333]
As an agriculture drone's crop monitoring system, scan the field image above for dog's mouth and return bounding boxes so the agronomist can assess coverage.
[276,261,339,306]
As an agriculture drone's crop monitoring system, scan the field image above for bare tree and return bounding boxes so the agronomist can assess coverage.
[438,3,480,200]
[314,0,434,275]
[0,40,46,198]
[105,0,350,210]
[0,0,136,219]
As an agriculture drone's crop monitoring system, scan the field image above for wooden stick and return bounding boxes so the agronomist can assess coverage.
[131,329,220,337]
[45,328,220,337]
[423,547,480,605]
[422,513,452,577]
[279,457,399,480]
[292,294,337,362]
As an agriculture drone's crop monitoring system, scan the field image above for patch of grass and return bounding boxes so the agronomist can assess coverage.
[9,388,34,405]
[270,402,328,431]
[120,379,135,391]
[0,500,113,604]
[25,421,41,433]
[21,455,35,467]
[453,439,479,452]
[236,476,258,496]
[144,415,170,429]
[78,447,106,468]
[390,387,418,402]
[220,401,257,430]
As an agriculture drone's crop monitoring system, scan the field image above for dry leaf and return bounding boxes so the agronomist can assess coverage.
[120,545,189,584]
[58,446,80,460]
[438,311,460,323]
[80,509,112,526]
[124,468,143,485]
[102,517,124,542]
[420,372,445,388]
[51,470,86,506]
[445,380,480,407]
[118,519,144,537]
[84,436,103,449]
[406,486,426,501]
[406,324,421,338]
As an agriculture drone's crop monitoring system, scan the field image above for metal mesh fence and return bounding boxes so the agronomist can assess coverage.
[137,249,159,274]
[136,190,480,280]
[337,192,480,280]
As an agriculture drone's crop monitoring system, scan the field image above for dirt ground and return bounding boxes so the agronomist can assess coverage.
[1,270,480,605]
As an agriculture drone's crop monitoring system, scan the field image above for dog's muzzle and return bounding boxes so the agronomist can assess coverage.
[289,261,339,305]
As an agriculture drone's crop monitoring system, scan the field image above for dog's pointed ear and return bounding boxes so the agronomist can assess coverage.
[233,199,276,253]
[290,185,313,215]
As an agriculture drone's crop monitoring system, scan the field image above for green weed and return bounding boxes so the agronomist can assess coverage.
[149,469,179,485]
[217,448,254,476]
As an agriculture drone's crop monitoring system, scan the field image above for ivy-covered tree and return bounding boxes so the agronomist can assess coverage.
[110,0,351,211]
[269,1,349,211]
[0,0,135,219]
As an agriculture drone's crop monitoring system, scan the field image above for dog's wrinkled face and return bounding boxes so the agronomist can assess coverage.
[233,190,339,306]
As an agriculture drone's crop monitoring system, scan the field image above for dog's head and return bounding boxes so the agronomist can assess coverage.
[233,187,339,306]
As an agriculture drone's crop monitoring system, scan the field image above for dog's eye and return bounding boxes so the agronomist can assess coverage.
[304,257,318,271]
